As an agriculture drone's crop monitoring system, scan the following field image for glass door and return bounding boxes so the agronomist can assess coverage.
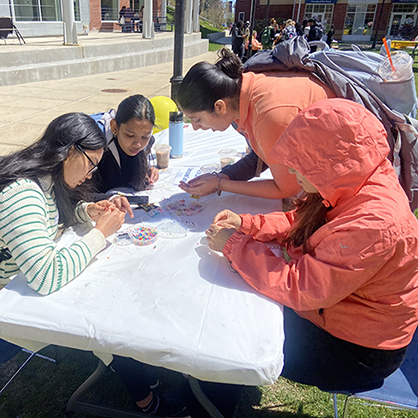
[388,4,418,39]
[343,2,376,41]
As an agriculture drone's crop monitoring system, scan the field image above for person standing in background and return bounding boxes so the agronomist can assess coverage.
[326,24,335,47]
[231,20,245,60]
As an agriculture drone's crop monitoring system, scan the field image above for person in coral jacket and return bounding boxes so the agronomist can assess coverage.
[206,98,418,392]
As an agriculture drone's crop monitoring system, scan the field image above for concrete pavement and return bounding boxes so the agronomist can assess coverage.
[0,50,218,155]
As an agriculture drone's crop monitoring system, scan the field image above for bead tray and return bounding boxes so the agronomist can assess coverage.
[128,226,158,246]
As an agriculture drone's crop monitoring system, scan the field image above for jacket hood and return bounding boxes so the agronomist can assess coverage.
[272,98,390,207]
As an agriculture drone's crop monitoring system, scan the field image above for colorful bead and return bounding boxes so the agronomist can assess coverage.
[128,226,158,246]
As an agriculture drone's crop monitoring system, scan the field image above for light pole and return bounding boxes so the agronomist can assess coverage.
[372,0,386,49]
[245,0,257,60]
[171,0,185,103]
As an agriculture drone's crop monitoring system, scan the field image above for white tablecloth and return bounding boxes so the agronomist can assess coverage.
[0,125,285,386]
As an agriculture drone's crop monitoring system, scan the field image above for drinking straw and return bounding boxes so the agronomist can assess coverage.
[383,38,396,72]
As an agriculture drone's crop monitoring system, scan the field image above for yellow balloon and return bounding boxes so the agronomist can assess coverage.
[150,96,178,134]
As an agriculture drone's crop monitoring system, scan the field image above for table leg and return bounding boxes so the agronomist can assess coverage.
[188,376,225,418]
[65,359,152,417]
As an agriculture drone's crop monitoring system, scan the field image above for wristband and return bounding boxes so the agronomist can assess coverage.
[212,172,222,196]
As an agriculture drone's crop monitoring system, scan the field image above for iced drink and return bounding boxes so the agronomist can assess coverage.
[155,144,171,169]
[218,149,236,168]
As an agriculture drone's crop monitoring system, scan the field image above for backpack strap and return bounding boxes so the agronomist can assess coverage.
[255,157,264,177]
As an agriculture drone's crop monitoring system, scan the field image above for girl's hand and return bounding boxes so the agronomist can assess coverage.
[213,210,242,230]
[148,167,159,184]
[179,173,229,196]
[110,196,134,219]
[87,201,116,222]
[205,223,236,252]
[95,208,126,238]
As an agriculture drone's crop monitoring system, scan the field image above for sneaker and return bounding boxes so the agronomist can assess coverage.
[150,379,160,390]
[140,392,189,417]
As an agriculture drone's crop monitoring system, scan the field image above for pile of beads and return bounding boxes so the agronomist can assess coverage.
[128,226,158,246]
[165,199,203,216]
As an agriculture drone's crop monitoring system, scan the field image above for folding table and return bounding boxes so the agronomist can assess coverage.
[0,126,285,416]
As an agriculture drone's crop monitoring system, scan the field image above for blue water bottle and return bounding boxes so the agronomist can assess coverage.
[169,111,184,158]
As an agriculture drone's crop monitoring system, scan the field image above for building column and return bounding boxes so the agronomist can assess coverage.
[161,0,167,26]
[62,0,78,44]
[143,0,154,38]
[192,0,200,32]
[185,0,193,33]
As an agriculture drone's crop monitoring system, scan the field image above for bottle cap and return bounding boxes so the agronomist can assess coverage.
[169,111,184,122]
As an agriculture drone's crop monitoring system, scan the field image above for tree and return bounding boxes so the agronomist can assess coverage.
[200,0,229,28]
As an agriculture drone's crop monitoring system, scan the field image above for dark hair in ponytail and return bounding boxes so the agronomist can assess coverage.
[178,48,243,113]
[0,113,106,227]
[114,94,155,191]
[284,193,331,254]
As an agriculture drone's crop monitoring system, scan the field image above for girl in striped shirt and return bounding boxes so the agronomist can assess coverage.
[0,112,129,295]
[0,112,189,417]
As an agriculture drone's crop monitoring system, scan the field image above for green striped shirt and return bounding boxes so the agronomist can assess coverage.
[0,177,106,295]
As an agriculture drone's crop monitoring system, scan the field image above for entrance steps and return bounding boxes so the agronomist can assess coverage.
[0,31,208,86]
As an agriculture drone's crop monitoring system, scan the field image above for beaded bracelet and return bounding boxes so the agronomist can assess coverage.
[212,172,222,196]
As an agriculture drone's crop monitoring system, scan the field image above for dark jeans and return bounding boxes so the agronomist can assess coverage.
[0,338,21,363]
[281,307,407,393]
[110,355,156,401]
[111,355,242,416]
[183,380,242,418]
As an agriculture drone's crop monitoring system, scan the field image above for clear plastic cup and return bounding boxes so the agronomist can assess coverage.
[378,51,413,81]
[218,149,236,168]
[155,144,171,169]
[200,163,220,174]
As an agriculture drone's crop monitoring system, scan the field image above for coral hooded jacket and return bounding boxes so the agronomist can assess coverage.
[224,99,418,350]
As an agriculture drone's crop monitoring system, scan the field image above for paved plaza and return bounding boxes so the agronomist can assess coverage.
[0,42,217,155]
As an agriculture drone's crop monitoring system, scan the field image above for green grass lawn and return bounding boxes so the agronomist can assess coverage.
[209,42,224,51]
[200,20,223,39]
[1,344,418,417]
[199,20,225,51]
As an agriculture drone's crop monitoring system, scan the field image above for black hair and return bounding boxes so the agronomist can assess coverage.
[113,94,155,191]
[0,113,107,227]
[177,48,242,113]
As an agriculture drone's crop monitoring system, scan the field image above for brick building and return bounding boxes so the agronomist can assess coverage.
[235,0,418,42]
[90,0,162,31]
[0,0,164,36]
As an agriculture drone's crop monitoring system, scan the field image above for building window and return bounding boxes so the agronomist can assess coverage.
[388,4,418,38]
[304,4,334,32]
[132,0,144,13]
[102,0,119,20]
[74,0,80,20]
[14,0,40,21]
[14,0,80,21]
[344,3,376,36]
[238,11,244,21]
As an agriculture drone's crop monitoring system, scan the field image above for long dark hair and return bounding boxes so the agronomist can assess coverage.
[177,48,242,113]
[113,94,155,191]
[284,193,331,254]
[0,113,107,227]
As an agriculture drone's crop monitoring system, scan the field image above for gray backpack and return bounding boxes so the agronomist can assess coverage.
[243,36,418,211]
